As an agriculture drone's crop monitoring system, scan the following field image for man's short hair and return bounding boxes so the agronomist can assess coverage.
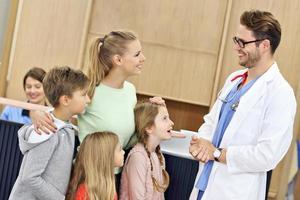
[43,66,89,107]
[240,10,281,54]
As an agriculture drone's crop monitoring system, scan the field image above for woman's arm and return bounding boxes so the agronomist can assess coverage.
[0,97,57,133]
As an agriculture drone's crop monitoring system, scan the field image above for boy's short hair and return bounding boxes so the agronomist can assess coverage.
[43,66,89,107]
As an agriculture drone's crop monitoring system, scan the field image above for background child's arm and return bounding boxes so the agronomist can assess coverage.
[20,134,65,200]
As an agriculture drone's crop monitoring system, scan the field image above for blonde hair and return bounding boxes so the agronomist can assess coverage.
[134,102,170,192]
[66,132,119,200]
[87,30,137,97]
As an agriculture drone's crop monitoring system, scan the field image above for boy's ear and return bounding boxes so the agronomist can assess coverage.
[59,95,70,106]
[112,54,123,66]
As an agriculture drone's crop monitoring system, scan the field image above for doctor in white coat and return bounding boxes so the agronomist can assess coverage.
[189,10,296,200]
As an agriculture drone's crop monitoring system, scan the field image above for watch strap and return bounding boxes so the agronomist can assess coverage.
[214,148,223,162]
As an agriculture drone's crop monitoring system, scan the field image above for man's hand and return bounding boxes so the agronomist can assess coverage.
[189,135,216,162]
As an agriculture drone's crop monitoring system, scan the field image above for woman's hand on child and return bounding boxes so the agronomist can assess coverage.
[30,110,57,134]
[149,96,166,106]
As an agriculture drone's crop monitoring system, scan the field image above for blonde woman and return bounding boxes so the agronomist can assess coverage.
[120,102,174,200]
[66,131,124,200]
[78,30,145,148]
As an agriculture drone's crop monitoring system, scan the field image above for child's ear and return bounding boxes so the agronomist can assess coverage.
[145,125,154,135]
[112,54,122,66]
[59,95,70,106]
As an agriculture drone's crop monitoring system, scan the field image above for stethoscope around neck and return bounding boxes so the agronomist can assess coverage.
[217,89,240,111]
[216,71,249,111]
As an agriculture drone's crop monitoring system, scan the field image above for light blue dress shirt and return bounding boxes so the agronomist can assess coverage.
[1,106,31,124]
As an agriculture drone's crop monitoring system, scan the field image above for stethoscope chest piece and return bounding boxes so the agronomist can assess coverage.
[231,101,239,111]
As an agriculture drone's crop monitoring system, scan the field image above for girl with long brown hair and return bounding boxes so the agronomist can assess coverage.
[66,131,124,200]
[120,102,174,200]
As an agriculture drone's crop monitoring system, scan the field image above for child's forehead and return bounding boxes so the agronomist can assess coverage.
[157,106,168,115]
[73,87,88,93]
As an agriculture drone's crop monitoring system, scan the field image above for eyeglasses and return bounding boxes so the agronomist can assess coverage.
[233,36,265,48]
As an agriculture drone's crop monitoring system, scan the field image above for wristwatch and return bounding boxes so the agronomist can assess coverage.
[213,148,223,162]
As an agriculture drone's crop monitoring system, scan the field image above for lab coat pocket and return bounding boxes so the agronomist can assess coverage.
[235,105,264,144]
[212,166,257,199]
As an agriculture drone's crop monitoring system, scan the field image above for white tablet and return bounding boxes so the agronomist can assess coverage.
[161,130,198,160]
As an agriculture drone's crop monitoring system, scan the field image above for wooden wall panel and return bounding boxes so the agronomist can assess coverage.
[87,0,229,106]
[5,0,92,101]
[0,0,19,109]
[130,43,217,106]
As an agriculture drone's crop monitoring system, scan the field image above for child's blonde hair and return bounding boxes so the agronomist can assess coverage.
[87,30,137,98]
[66,132,119,200]
[134,102,170,192]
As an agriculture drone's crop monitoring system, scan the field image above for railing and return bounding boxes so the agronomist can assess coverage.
[164,154,199,200]
[0,120,24,200]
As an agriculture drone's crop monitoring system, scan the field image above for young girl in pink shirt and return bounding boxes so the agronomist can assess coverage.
[120,102,174,200]
[66,131,124,200]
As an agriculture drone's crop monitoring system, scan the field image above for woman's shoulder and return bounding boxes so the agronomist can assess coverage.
[2,105,22,113]
[1,105,25,122]
[124,81,136,91]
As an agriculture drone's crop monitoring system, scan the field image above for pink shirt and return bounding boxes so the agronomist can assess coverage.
[120,143,165,200]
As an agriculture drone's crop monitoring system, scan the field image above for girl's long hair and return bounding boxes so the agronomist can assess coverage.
[66,131,118,200]
[87,30,137,98]
[134,102,170,192]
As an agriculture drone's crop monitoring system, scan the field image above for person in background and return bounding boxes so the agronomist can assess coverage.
[66,131,124,200]
[189,10,296,200]
[120,102,173,200]
[9,66,90,200]
[1,67,46,124]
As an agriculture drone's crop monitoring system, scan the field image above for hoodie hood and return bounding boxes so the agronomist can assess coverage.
[18,114,77,154]
[18,125,42,154]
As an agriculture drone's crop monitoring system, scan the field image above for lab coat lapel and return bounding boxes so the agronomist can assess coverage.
[220,63,279,147]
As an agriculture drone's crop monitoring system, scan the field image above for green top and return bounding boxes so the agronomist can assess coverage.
[78,81,137,149]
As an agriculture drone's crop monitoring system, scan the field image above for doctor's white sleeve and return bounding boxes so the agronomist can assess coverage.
[226,87,297,174]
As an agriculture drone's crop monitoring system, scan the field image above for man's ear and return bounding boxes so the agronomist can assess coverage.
[58,95,70,106]
[112,54,122,66]
[261,39,271,52]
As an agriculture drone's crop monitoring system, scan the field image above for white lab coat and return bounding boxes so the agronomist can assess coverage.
[190,63,296,200]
